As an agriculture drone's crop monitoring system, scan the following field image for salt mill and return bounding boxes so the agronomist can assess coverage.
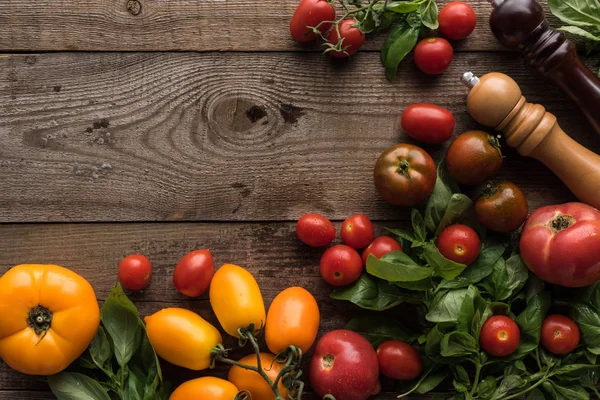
[462,71,600,209]
[488,0,600,136]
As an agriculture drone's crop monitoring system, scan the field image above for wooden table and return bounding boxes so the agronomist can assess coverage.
[1,0,599,398]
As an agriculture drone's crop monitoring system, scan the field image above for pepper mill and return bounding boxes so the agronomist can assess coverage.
[462,71,600,210]
[488,0,600,137]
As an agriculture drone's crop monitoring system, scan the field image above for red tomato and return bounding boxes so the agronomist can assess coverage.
[439,2,477,40]
[436,224,481,265]
[173,250,215,297]
[413,38,454,75]
[309,330,380,400]
[401,104,455,144]
[118,254,152,291]
[290,0,336,42]
[541,314,581,355]
[327,19,365,58]
[341,214,374,249]
[320,244,363,286]
[296,213,336,247]
[520,202,600,287]
[362,236,403,266]
[475,182,529,233]
[446,130,503,185]
[376,340,423,381]
[480,315,520,357]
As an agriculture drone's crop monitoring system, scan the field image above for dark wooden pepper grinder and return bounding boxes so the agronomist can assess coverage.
[488,0,600,136]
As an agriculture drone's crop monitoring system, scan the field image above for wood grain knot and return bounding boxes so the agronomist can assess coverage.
[126,0,142,15]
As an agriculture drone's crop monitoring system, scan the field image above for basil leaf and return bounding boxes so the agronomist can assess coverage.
[419,0,439,30]
[570,303,600,350]
[367,252,434,282]
[549,0,600,28]
[550,382,589,400]
[387,0,420,13]
[412,208,428,243]
[330,273,413,310]
[435,194,474,236]
[426,288,468,323]
[415,370,448,394]
[490,375,528,400]
[381,19,420,80]
[101,283,144,367]
[386,227,417,246]
[425,162,460,233]
[425,325,445,358]
[48,372,111,400]
[525,274,545,303]
[77,357,97,370]
[345,315,417,347]
[440,331,477,357]
[478,376,498,398]
[89,326,112,369]
[124,365,145,400]
[555,364,600,375]
[527,388,545,400]
[423,242,467,281]
[484,254,528,301]
[515,291,551,354]
[394,277,433,291]
[438,241,505,290]
[559,25,600,40]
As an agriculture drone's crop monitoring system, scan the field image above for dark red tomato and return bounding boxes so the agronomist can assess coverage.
[376,340,423,381]
[541,315,581,355]
[362,236,403,266]
[341,214,374,249]
[436,224,481,265]
[118,254,152,291]
[327,19,365,58]
[480,316,521,357]
[401,104,455,144]
[475,182,529,233]
[413,38,454,75]
[290,0,336,42]
[446,130,503,185]
[374,144,437,207]
[297,213,336,247]
[173,250,215,297]
[439,2,477,40]
[320,244,363,286]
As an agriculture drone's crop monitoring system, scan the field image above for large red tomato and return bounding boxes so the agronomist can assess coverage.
[327,19,365,58]
[520,203,600,288]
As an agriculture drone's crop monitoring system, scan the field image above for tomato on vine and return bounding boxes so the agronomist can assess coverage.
[327,19,366,58]
[290,0,336,42]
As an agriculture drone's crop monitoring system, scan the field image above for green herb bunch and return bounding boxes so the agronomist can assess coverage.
[549,0,600,76]
[331,163,600,399]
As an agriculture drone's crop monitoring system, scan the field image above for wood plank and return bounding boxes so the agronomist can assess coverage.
[1,51,598,222]
[0,0,563,52]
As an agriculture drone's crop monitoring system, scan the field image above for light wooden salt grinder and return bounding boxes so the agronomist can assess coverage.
[462,71,600,209]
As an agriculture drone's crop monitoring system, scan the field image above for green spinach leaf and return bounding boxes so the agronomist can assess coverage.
[89,326,112,370]
[48,372,111,400]
[419,0,439,30]
[516,291,551,354]
[330,273,414,310]
[570,303,600,350]
[438,241,505,290]
[367,252,434,282]
[423,242,467,281]
[435,194,474,236]
[415,370,448,394]
[424,162,459,233]
[381,17,421,80]
[440,331,478,358]
[484,254,528,301]
[412,208,428,243]
[426,288,469,323]
[478,376,498,398]
[549,0,600,28]
[559,25,600,40]
[551,382,590,400]
[490,375,528,400]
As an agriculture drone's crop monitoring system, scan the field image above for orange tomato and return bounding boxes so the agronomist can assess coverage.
[265,286,320,354]
[0,264,100,376]
[228,353,288,400]
[170,376,239,400]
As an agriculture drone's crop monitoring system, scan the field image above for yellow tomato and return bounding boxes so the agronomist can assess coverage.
[144,308,222,370]
[170,376,239,400]
[0,264,100,376]
[228,353,288,400]
[265,286,320,355]
[209,264,266,338]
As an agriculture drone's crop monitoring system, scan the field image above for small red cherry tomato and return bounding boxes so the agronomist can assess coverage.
[173,250,215,297]
[439,2,477,40]
[541,314,581,355]
[327,19,365,58]
[341,214,375,249]
[118,254,152,291]
[290,0,336,42]
[296,213,336,247]
[480,315,521,357]
[414,37,454,75]
[376,340,423,381]
[401,104,455,144]
[320,244,363,286]
[362,236,403,266]
[436,224,481,265]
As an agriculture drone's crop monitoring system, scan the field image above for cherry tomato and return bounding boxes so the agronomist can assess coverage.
[541,314,581,355]
[320,244,363,286]
[439,2,477,40]
[118,254,152,291]
[265,286,320,354]
[173,250,214,297]
[475,182,529,233]
[401,103,455,144]
[169,377,239,400]
[376,340,423,381]
[374,144,437,207]
[446,130,503,185]
[436,224,481,265]
[413,37,454,75]
[341,214,374,249]
[228,353,288,400]
[290,0,336,42]
[327,19,365,58]
[362,236,403,266]
[296,213,336,247]
[480,315,520,357]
